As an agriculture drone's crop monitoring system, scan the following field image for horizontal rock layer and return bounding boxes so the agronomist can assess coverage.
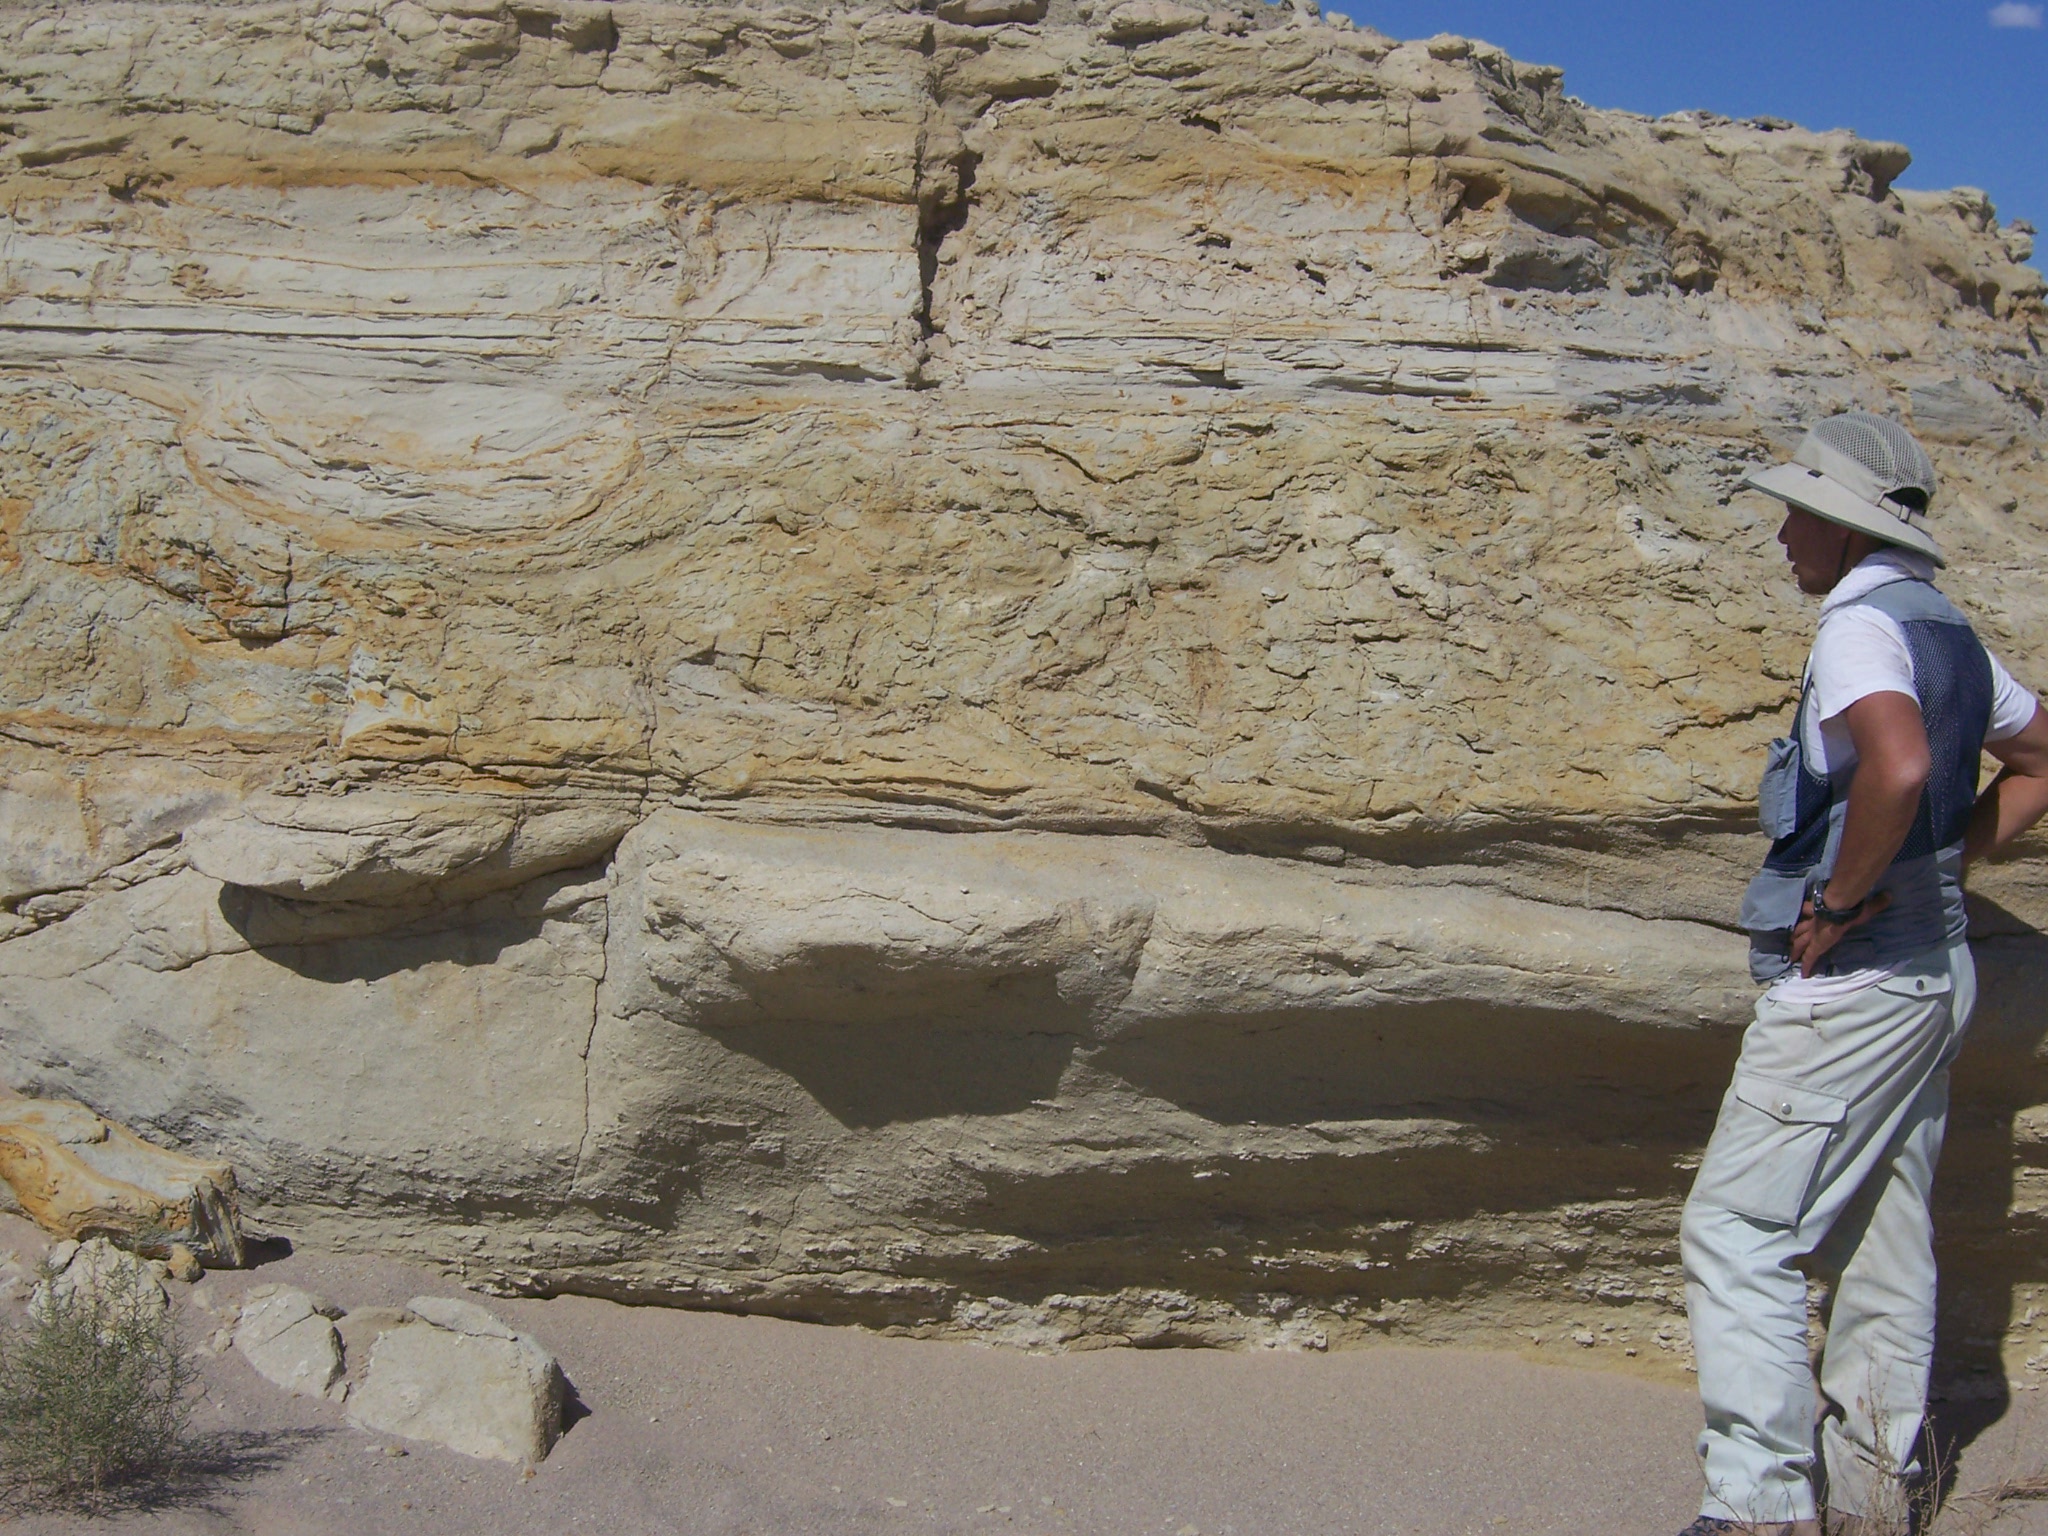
[3,0,2047,1377]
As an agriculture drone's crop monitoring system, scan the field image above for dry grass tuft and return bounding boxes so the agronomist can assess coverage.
[0,1256,196,1512]
[1938,1469,2048,1534]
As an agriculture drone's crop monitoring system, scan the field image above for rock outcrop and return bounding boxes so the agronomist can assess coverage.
[2,0,2045,1378]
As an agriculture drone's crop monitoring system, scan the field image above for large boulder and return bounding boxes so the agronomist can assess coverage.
[345,1298,567,1465]
[30,1237,169,1330]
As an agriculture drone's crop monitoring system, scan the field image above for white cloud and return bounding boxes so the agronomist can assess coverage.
[1990,2,2044,26]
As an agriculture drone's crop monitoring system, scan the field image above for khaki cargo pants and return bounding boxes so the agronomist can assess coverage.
[1681,942,1975,1524]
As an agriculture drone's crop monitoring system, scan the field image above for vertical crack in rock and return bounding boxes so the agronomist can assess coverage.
[563,858,614,1218]
[909,38,980,389]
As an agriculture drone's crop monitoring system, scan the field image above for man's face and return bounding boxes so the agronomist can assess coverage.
[1776,505,1850,595]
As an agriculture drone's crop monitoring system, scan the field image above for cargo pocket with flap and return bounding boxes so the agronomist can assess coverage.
[1691,1073,1848,1227]
[1873,968,1952,1002]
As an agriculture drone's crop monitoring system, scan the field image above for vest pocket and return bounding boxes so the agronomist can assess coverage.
[1691,1072,1848,1226]
[1741,868,1810,935]
[1759,736,1801,838]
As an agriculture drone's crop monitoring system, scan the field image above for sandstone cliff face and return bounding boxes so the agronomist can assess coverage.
[3,0,2046,1374]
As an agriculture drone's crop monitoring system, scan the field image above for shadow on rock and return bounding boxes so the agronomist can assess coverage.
[213,863,602,984]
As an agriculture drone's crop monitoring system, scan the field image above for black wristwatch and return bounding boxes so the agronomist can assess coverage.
[1811,886,1866,925]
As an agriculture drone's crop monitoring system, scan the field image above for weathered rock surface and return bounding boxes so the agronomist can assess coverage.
[234,1284,347,1401]
[345,1298,567,1463]
[1,0,2046,1377]
[0,1096,245,1267]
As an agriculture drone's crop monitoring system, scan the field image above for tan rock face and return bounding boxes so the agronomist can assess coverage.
[2,0,2046,1375]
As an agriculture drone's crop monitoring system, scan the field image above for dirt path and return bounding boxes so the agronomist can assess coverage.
[4,1217,2045,1535]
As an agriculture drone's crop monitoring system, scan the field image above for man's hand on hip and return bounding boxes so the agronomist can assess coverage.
[1790,889,1893,977]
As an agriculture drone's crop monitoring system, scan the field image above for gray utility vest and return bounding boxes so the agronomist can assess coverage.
[1743,576,1994,984]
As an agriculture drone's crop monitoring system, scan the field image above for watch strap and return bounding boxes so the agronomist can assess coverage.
[1811,887,1866,925]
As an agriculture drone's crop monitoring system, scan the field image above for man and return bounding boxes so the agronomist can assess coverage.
[1677,411,2048,1536]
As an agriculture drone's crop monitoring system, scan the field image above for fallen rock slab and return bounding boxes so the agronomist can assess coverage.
[345,1297,567,1464]
[234,1284,345,1402]
[0,1098,244,1268]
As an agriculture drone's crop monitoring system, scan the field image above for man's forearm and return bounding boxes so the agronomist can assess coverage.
[1822,771,1923,908]
[1965,767,2048,866]
[1819,691,1933,912]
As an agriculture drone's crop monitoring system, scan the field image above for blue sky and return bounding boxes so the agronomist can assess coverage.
[1336,2,2046,235]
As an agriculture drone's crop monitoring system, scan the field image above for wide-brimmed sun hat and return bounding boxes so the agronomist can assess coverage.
[1741,410,1943,566]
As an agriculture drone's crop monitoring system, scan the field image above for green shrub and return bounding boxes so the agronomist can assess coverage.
[0,1255,195,1512]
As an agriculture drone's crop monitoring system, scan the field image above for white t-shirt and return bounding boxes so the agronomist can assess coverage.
[1770,550,2041,1005]
[1800,551,2039,773]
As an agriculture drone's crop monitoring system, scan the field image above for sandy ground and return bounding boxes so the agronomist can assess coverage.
[3,1214,2046,1536]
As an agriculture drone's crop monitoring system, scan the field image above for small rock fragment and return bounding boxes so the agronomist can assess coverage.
[166,1244,202,1283]
[497,118,560,158]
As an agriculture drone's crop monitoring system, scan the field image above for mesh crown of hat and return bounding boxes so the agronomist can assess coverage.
[1810,411,1937,504]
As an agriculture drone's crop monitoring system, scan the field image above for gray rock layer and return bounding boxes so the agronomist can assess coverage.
[2,0,2047,1381]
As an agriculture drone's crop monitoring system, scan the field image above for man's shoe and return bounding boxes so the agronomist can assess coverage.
[1675,1521,1739,1536]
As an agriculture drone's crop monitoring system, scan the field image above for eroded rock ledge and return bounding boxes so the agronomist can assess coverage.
[2,0,2046,1377]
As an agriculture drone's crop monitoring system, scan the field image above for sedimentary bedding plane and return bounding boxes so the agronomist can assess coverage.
[1,0,2044,1374]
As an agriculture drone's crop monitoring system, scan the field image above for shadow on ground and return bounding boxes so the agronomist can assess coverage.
[4,1427,329,1520]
